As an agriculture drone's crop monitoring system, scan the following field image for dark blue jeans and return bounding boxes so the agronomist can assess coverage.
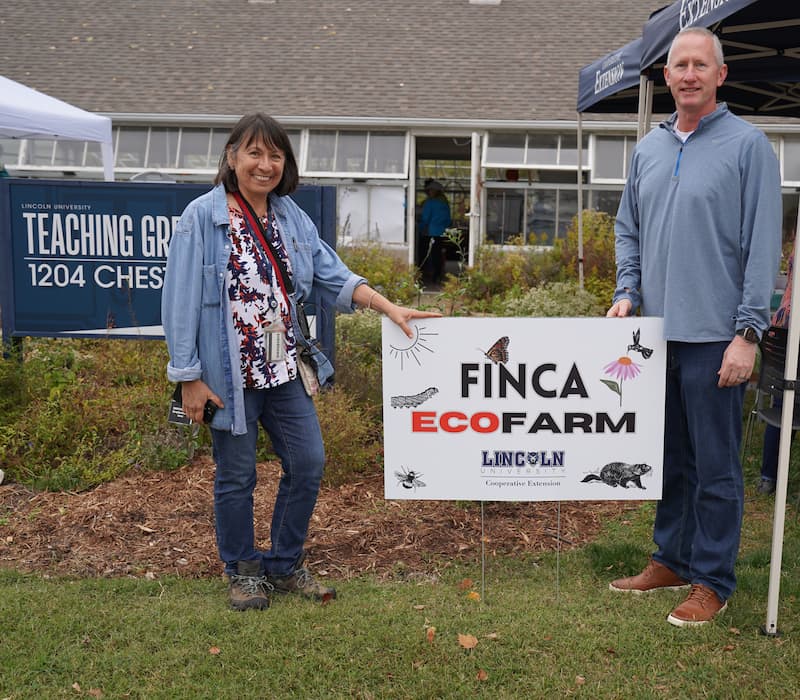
[210,379,325,577]
[653,341,746,602]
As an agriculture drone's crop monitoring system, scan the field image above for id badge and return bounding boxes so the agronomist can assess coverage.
[264,329,286,362]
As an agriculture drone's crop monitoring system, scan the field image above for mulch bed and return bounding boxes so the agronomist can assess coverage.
[0,457,636,580]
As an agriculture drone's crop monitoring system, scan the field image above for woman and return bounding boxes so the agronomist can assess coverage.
[418,179,451,285]
[162,113,439,611]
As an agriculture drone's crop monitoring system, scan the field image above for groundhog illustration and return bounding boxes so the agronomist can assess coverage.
[581,462,651,489]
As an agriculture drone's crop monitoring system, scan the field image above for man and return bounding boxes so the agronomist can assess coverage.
[606,27,781,627]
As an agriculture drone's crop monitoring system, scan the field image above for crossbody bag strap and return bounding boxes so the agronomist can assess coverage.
[232,191,294,298]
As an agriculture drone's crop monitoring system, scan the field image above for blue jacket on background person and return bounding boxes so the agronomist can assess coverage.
[419,193,451,238]
[162,182,365,436]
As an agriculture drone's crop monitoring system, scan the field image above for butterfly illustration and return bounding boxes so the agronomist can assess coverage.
[627,328,653,359]
[480,336,510,364]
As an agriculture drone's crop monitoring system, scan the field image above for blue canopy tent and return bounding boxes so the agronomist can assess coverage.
[639,0,800,127]
[636,0,800,637]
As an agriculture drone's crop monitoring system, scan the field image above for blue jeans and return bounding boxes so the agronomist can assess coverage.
[210,379,325,577]
[653,341,746,602]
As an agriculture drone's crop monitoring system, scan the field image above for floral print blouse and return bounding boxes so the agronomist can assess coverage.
[225,205,298,388]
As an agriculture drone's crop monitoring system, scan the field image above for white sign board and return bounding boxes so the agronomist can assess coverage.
[382,317,665,501]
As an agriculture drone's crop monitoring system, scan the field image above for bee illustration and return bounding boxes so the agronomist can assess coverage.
[395,467,426,490]
[627,328,653,359]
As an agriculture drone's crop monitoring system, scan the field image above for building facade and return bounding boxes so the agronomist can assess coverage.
[2,0,798,262]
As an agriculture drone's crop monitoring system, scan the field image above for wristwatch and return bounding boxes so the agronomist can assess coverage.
[735,327,759,343]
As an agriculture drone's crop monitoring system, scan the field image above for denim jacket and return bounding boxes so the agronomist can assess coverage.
[162,183,366,435]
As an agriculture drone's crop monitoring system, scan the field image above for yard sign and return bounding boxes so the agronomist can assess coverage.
[382,316,665,501]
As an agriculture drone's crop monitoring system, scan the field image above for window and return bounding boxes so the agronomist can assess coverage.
[147,128,179,168]
[209,129,230,167]
[783,136,800,183]
[368,132,405,173]
[23,140,55,166]
[336,132,366,172]
[592,135,634,182]
[526,134,559,166]
[305,129,407,177]
[338,184,406,244]
[307,130,336,171]
[0,138,21,167]
[179,129,212,169]
[485,133,526,165]
[116,127,147,168]
[53,141,86,167]
[484,132,587,169]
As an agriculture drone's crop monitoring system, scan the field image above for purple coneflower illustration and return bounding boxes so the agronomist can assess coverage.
[602,356,642,406]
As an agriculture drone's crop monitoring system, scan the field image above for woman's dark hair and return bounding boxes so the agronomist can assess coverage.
[214,113,299,196]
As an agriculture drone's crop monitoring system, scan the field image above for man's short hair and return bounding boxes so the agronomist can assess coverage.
[666,26,725,67]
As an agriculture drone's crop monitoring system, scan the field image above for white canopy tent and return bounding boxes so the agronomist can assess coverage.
[0,75,114,181]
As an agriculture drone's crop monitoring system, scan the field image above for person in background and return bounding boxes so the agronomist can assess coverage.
[162,113,440,611]
[606,28,782,627]
[418,179,452,285]
[758,235,796,496]
[0,145,10,177]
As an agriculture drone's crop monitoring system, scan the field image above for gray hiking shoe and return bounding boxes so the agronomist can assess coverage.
[268,554,337,601]
[228,560,272,611]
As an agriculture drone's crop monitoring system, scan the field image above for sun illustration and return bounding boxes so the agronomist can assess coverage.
[388,325,438,370]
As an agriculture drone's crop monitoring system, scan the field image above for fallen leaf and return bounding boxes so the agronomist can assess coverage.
[209,646,221,655]
[723,644,735,652]
[466,591,481,601]
[575,675,586,686]
[676,660,686,671]
[426,626,436,644]
[729,627,741,635]
[412,660,424,670]
[88,690,103,698]
[321,592,335,605]
[476,669,489,681]
[458,578,473,590]
[606,647,616,655]
[72,683,82,692]
[485,632,499,640]
[413,604,426,610]
[458,633,478,650]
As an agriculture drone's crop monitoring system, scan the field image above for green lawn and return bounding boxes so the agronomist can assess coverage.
[3,476,800,699]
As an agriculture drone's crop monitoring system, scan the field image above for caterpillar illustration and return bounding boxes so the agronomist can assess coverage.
[390,387,439,408]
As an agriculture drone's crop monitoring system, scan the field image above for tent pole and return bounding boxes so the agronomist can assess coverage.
[576,113,584,289]
[468,131,481,269]
[101,141,115,182]
[763,198,800,636]
[407,134,417,268]
[637,74,648,141]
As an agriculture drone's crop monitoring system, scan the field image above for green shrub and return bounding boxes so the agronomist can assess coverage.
[337,242,421,305]
[315,385,382,486]
[500,281,605,317]
[0,338,196,491]
[551,209,617,309]
[332,310,384,409]
[438,242,555,314]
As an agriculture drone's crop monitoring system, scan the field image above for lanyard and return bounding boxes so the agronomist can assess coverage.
[232,191,294,299]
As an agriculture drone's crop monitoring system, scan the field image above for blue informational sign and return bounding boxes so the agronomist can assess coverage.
[0,179,337,358]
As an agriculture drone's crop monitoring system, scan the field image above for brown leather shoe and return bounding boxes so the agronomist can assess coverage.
[667,584,727,627]
[609,559,690,594]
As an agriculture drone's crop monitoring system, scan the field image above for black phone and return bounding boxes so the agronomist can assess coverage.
[173,384,218,424]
